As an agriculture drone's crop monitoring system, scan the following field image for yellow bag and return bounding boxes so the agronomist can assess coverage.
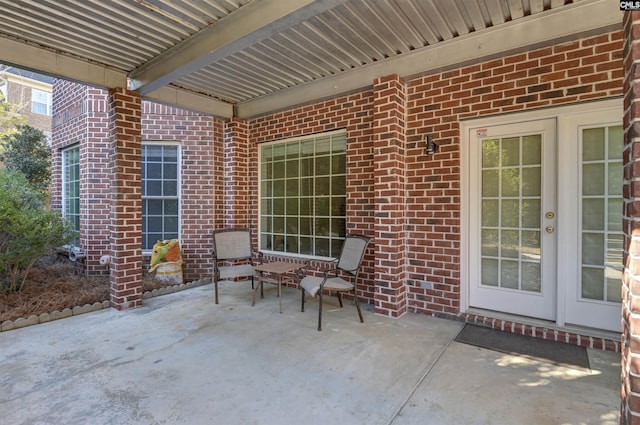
[148,239,184,273]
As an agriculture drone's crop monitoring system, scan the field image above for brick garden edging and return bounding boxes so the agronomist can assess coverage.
[0,278,211,332]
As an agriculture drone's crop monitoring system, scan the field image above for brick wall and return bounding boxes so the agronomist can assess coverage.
[141,102,218,279]
[51,80,89,212]
[52,81,219,281]
[108,88,142,309]
[51,29,623,350]
[372,74,408,317]
[222,118,252,228]
[248,30,623,330]
[404,30,623,318]
[250,91,377,301]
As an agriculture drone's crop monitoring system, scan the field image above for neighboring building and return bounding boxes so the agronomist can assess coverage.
[0,65,53,139]
[51,28,623,351]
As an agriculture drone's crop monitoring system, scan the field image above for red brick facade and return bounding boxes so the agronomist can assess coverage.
[247,30,624,324]
[52,30,623,343]
[52,84,220,282]
[108,88,142,309]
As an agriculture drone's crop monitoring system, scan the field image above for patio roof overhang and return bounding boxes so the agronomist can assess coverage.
[0,0,621,119]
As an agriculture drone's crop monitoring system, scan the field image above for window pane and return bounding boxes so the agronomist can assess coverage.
[286,198,299,215]
[522,136,541,165]
[481,229,499,257]
[286,160,299,177]
[259,131,346,256]
[164,164,177,179]
[501,137,520,167]
[300,198,313,216]
[273,180,285,196]
[331,197,345,216]
[316,177,330,196]
[142,144,180,250]
[163,181,177,196]
[482,170,499,197]
[273,216,284,233]
[273,198,285,215]
[147,163,162,179]
[332,155,345,174]
[501,199,519,228]
[316,197,329,216]
[521,199,540,229]
[583,163,605,195]
[273,161,285,179]
[315,156,331,175]
[580,125,623,303]
[501,168,519,197]
[286,179,298,196]
[62,146,80,237]
[481,258,499,286]
[482,140,500,168]
[316,218,330,236]
[583,128,605,161]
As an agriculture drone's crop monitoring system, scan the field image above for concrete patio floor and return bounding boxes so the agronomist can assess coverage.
[0,281,620,425]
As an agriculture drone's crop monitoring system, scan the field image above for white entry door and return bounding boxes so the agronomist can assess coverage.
[466,103,623,332]
[468,119,557,321]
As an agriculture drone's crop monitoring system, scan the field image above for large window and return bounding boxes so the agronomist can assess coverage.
[62,145,80,243]
[31,88,51,115]
[142,143,180,251]
[260,130,346,258]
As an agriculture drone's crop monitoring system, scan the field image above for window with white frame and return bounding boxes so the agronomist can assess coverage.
[62,145,80,243]
[31,88,51,115]
[259,130,346,258]
[142,143,180,251]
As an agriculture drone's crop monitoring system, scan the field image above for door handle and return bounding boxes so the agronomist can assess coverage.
[546,226,555,234]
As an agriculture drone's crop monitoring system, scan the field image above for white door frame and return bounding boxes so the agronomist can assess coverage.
[460,98,622,329]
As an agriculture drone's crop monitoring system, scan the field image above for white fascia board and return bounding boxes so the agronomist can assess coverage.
[0,38,127,89]
[144,86,233,118]
[236,0,622,119]
[129,0,349,95]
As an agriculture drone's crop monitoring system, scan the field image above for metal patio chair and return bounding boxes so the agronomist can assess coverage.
[300,234,372,331]
[212,227,262,304]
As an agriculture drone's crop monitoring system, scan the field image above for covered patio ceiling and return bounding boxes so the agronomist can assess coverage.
[0,0,620,119]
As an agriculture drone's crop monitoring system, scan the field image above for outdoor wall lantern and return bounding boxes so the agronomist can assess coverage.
[425,135,439,155]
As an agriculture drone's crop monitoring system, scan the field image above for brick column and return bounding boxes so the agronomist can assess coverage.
[108,88,142,310]
[623,11,640,425]
[223,118,253,228]
[372,74,408,318]
[82,88,111,275]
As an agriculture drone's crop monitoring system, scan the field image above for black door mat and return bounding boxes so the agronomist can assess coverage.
[454,324,590,370]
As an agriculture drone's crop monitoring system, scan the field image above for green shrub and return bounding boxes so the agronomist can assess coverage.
[0,169,73,294]
[0,124,52,196]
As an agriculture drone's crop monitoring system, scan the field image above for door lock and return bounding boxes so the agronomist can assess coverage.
[546,226,555,234]
[545,212,555,219]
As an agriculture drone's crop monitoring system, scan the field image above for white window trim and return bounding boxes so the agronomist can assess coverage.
[31,88,51,115]
[142,141,182,254]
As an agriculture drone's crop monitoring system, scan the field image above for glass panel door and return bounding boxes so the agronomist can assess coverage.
[469,119,556,321]
[581,126,623,304]
[481,135,542,293]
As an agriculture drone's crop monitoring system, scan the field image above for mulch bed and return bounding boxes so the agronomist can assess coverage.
[0,255,173,323]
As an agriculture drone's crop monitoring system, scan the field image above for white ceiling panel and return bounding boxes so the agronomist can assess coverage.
[0,0,621,118]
